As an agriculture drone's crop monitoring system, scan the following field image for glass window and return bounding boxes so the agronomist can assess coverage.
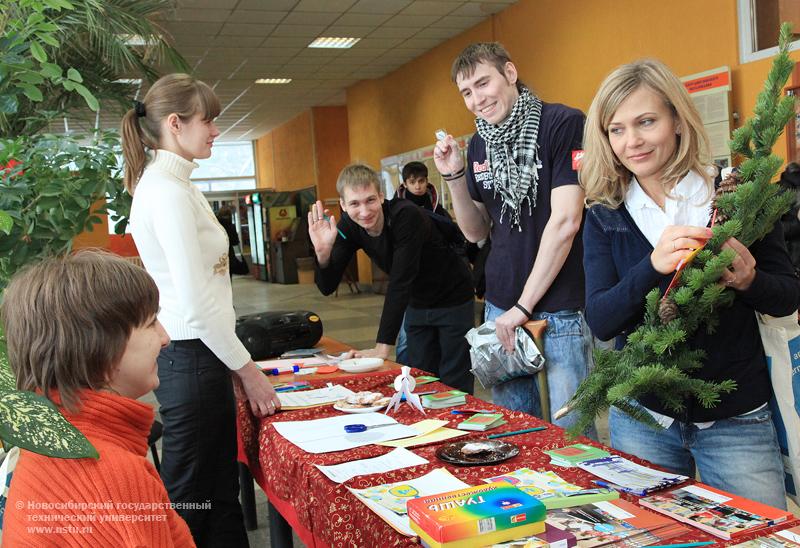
[738,0,800,62]
[193,141,255,179]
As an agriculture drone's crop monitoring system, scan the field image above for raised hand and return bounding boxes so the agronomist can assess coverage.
[433,134,465,177]
[308,200,338,264]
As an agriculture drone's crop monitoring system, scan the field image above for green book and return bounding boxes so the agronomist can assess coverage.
[483,468,619,509]
[421,390,467,409]
[456,413,506,431]
[543,443,610,467]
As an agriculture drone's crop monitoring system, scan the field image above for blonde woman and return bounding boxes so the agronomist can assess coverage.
[121,74,278,546]
[580,59,796,508]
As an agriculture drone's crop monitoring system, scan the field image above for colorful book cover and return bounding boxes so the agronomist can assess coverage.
[482,469,618,509]
[457,413,506,431]
[639,483,794,540]
[543,444,610,467]
[489,523,577,548]
[729,524,800,547]
[546,498,688,547]
[408,482,546,547]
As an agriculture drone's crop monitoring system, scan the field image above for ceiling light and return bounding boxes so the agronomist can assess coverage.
[255,78,292,84]
[308,37,360,49]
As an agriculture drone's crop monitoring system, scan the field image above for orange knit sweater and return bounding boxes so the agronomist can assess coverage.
[4,390,195,547]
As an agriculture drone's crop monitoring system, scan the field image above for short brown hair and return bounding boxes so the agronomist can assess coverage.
[451,42,524,91]
[1,250,160,411]
[336,163,382,197]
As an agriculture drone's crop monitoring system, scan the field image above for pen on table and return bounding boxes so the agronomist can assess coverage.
[450,409,496,415]
[591,480,647,497]
[322,214,347,240]
[647,542,715,548]
[487,427,546,439]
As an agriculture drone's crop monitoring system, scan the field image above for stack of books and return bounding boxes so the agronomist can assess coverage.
[543,444,610,467]
[639,483,794,540]
[456,413,506,431]
[489,523,577,547]
[421,390,467,409]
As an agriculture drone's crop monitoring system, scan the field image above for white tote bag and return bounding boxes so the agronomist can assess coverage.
[756,312,800,504]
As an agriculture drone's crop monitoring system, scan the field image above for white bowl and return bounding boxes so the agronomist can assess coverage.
[337,358,385,373]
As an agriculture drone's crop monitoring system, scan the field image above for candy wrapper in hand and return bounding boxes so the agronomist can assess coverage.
[466,321,545,389]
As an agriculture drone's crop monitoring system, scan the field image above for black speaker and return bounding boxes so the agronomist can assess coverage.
[235,310,323,360]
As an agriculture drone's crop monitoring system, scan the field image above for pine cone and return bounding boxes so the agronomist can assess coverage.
[712,171,740,223]
[658,298,679,324]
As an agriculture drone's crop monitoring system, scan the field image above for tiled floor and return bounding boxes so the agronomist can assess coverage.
[144,276,798,547]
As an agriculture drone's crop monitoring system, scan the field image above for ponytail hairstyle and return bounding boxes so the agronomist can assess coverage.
[120,73,220,194]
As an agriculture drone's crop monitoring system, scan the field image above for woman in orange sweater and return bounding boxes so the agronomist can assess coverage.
[2,250,195,547]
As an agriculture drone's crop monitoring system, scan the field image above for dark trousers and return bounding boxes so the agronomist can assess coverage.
[406,299,475,394]
[155,340,249,548]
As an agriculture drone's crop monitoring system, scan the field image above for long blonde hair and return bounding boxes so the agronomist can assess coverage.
[580,59,712,208]
[120,74,220,194]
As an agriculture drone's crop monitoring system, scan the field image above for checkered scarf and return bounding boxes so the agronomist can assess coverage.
[475,86,542,230]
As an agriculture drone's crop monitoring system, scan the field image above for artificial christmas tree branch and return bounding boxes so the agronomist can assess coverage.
[561,23,797,438]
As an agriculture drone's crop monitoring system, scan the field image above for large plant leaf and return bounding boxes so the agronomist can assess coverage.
[0,391,98,458]
[0,210,12,235]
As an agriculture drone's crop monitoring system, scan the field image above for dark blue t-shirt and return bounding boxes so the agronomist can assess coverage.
[466,102,586,312]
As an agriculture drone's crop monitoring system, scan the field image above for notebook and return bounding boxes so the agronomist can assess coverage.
[482,469,618,510]
[457,413,506,431]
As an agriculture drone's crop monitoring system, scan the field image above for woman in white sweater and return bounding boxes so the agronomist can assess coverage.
[121,73,279,547]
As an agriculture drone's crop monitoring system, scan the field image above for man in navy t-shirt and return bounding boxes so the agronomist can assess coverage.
[433,42,594,434]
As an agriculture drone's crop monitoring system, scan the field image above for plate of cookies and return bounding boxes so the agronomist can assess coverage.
[333,391,392,413]
[435,440,519,465]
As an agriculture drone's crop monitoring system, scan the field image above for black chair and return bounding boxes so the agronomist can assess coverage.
[147,420,163,471]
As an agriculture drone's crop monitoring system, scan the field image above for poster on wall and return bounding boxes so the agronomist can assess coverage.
[681,66,732,169]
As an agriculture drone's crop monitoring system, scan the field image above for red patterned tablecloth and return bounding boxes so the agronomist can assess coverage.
[237,369,798,547]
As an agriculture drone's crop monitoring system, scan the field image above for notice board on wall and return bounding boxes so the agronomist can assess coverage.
[681,66,733,169]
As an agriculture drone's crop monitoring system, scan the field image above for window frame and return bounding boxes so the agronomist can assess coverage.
[737,0,800,63]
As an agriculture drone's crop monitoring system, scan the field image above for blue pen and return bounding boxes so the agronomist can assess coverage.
[450,409,495,415]
[266,365,300,376]
[322,214,347,240]
[487,426,546,439]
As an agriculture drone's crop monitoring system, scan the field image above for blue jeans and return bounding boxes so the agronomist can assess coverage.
[485,301,595,437]
[609,405,787,509]
[395,311,408,365]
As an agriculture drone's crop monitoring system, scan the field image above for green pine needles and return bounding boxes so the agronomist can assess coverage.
[564,23,798,438]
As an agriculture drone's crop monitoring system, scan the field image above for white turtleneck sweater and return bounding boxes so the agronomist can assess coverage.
[130,149,249,370]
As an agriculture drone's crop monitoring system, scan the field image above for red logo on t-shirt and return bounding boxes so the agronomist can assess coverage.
[572,150,584,171]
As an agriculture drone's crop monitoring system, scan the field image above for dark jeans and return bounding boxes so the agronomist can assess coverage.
[155,340,249,548]
[406,299,475,394]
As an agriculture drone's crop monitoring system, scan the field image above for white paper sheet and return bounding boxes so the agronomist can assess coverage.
[315,447,428,483]
[276,384,354,409]
[348,468,469,536]
[272,413,419,454]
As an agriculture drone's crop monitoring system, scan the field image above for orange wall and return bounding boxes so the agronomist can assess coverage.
[311,106,350,201]
[255,132,276,189]
[346,0,800,169]
[269,110,315,191]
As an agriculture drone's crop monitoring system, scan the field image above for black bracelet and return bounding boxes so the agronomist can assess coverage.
[441,168,465,180]
[514,303,532,318]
